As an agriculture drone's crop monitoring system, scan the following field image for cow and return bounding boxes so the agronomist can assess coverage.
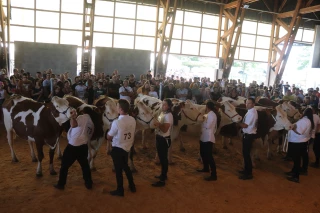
[63,95,104,170]
[2,95,73,177]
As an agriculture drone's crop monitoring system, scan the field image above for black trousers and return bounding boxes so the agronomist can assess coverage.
[58,144,92,186]
[289,142,308,178]
[156,135,171,181]
[242,134,255,175]
[313,134,320,164]
[111,147,135,191]
[199,141,217,177]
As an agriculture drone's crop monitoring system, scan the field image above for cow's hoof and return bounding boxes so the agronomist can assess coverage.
[91,167,97,172]
[36,173,43,177]
[180,147,186,152]
[32,158,38,162]
[223,146,228,149]
[131,168,138,173]
[12,158,19,163]
[50,171,57,176]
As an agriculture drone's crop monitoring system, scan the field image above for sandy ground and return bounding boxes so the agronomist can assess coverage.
[1,125,320,213]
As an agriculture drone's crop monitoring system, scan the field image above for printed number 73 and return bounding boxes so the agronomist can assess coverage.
[124,133,131,140]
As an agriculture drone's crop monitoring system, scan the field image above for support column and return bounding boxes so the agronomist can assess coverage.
[81,0,95,74]
[153,0,178,78]
[311,25,320,68]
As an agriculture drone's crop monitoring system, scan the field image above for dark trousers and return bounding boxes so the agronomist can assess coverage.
[313,134,320,164]
[242,134,255,175]
[58,144,92,186]
[156,135,171,181]
[289,142,308,178]
[111,147,135,191]
[199,141,217,177]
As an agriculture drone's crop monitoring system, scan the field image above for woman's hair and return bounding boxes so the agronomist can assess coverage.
[303,108,314,129]
[82,107,104,140]
[163,98,173,113]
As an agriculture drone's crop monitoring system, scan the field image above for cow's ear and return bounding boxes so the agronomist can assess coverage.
[179,102,185,108]
[48,102,59,117]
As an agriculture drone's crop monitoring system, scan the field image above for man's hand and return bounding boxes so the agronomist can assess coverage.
[70,109,77,119]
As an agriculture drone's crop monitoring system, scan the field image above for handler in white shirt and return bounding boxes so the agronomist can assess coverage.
[197,101,217,181]
[286,108,313,183]
[237,98,258,180]
[107,99,137,196]
[119,80,134,103]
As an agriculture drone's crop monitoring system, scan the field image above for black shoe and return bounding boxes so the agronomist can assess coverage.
[85,183,92,190]
[197,169,209,173]
[238,170,245,174]
[53,184,65,190]
[310,162,319,168]
[110,189,124,197]
[129,185,136,193]
[239,174,253,180]
[154,175,167,180]
[151,181,165,187]
[204,176,217,181]
[287,176,299,183]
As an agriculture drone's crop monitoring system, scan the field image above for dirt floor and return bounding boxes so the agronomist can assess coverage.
[1,125,320,213]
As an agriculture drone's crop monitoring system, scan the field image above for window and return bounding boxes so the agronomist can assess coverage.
[201,29,218,43]
[11,8,34,26]
[239,47,254,60]
[36,11,59,28]
[135,36,154,51]
[257,23,272,36]
[254,49,269,62]
[302,29,314,43]
[295,29,303,41]
[115,2,136,19]
[234,47,240,59]
[279,26,287,38]
[170,39,181,54]
[182,41,199,55]
[200,43,216,57]
[137,5,157,21]
[136,21,156,36]
[61,14,83,30]
[95,1,114,16]
[165,24,182,39]
[36,0,60,11]
[11,0,34,8]
[184,11,202,27]
[114,34,134,49]
[202,14,219,29]
[256,36,270,49]
[175,10,184,25]
[36,28,59,44]
[60,30,82,45]
[242,21,257,34]
[183,26,200,41]
[11,26,34,42]
[61,0,84,13]
[94,17,113,32]
[240,34,256,47]
[93,33,112,47]
[114,19,135,34]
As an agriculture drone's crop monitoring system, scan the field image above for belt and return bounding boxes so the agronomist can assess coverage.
[156,134,170,139]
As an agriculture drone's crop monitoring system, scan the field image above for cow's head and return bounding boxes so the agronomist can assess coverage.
[177,100,205,125]
[220,101,242,123]
[282,102,301,121]
[102,99,119,129]
[134,101,156,129]
[273,105,293,130]
[50,96,73,125]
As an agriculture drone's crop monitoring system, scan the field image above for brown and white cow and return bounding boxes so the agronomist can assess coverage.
[2,95,73,176]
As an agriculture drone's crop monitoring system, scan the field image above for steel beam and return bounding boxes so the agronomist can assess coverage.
[81,0,95,74]
[154,0,178,77]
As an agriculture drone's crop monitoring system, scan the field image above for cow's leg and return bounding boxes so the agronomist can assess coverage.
[128,146,137,172]
[28,141,38,162]
[168,144,174,164]
[106,140,112,155]
[56,141,62,160]
[49,148,57,175]
[141,130,147,149]
[179,134,185,152]
[222,136,228,149]
[7,130,18,162]
[87,142,96,171]
[35,142,44,177]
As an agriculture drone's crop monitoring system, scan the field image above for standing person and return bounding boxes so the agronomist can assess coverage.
[237,98,258,180]
[107,99,136,197]
[286,108,313,183]
[197,101,218,181]
[54,107,95,190]
[119,80,134,103]
[311,105,320,168]
[152,99,174,187]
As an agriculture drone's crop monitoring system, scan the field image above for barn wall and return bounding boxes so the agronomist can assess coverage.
[95,47,151,78]
[14,42,78,80]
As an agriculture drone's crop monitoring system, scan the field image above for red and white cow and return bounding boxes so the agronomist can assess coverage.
[2,95,73,176]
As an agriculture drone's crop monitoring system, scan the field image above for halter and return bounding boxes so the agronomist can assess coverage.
[103,113,118,123]
[136,115,154,125]
[181,109,201,122]
[56,106,71,118]
[221,110,240,121]
[286,110,300,119]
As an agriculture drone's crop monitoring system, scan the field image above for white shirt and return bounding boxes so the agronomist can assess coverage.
[311,114,320,138]
[149,91,159,99]
[108,114,136,152]
[119,86,133,102]
[67,114,94,146]
[176,88,188,101]
[200,111,217,143]
[288,116,311,143]
[242,107,258,134]
[156,112,173,138]
[75,85,87,99]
